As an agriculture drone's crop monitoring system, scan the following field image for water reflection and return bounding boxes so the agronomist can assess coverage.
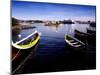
[12,23,90,42]
[12,23,96,74]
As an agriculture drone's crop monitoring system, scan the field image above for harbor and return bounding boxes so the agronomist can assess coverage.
[12,1,96,74]
[12,22,96,74]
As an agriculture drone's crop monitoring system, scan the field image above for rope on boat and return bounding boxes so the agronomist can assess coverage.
[12,42,39,74]
[12,49,31,74]
[12,49,21,61]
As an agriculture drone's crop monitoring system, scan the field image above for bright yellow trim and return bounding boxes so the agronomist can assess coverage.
[16,36,40,49]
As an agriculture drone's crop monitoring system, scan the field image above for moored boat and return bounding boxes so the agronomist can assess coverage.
[87,28,96,34]
[90,22,96,27]
[65,35,85,50]
[86,28,96,45]
[74,29,96,45]
[12,30,41,50]
[74,29,88,37]
[74,29,89,42]
[12,30,41,74]
[74,29,94,39]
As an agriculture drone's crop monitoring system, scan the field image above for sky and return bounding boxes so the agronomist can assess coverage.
[12,1,96,21]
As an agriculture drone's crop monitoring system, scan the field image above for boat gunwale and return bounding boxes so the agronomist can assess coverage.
[65,34,85,47]
[75,29,94,36]
[15,30,38,45]
[12,30,41,49]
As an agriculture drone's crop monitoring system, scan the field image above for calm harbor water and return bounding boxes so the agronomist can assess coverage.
[12,23,96,74]
[13,23,89,42]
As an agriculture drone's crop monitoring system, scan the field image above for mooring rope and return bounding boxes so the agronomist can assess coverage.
[12,49,21,61]
[12,42,39,74]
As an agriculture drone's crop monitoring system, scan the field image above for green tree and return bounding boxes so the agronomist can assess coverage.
[12,17,19,26]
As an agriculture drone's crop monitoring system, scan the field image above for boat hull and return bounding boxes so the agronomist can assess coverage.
[12,41,40,74]
[75,29,96,45]
[12,31,41,74]
[65,35,85,52]
[90,22,96,27]
[87,28,96,34]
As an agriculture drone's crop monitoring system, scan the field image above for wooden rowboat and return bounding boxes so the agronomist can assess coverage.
[12,30,41,50]
[87,28,96,34]
[74,29,96,45]
[74,29,93,41]
[65,35,85,50]
[12,30,41,74]
[74,29,88,37]
[90,22,96,27]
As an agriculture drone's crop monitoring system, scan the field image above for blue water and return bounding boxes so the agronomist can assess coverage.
[13,23,90,58]
[13,23,90,42]
[13,23,96,74]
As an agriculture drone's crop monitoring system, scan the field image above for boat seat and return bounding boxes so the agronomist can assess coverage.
[75,44,81,47]
[70,40,75,42]
[71,42,78,45]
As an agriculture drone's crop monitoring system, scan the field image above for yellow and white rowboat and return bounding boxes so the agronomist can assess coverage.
[12,30,41,49]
